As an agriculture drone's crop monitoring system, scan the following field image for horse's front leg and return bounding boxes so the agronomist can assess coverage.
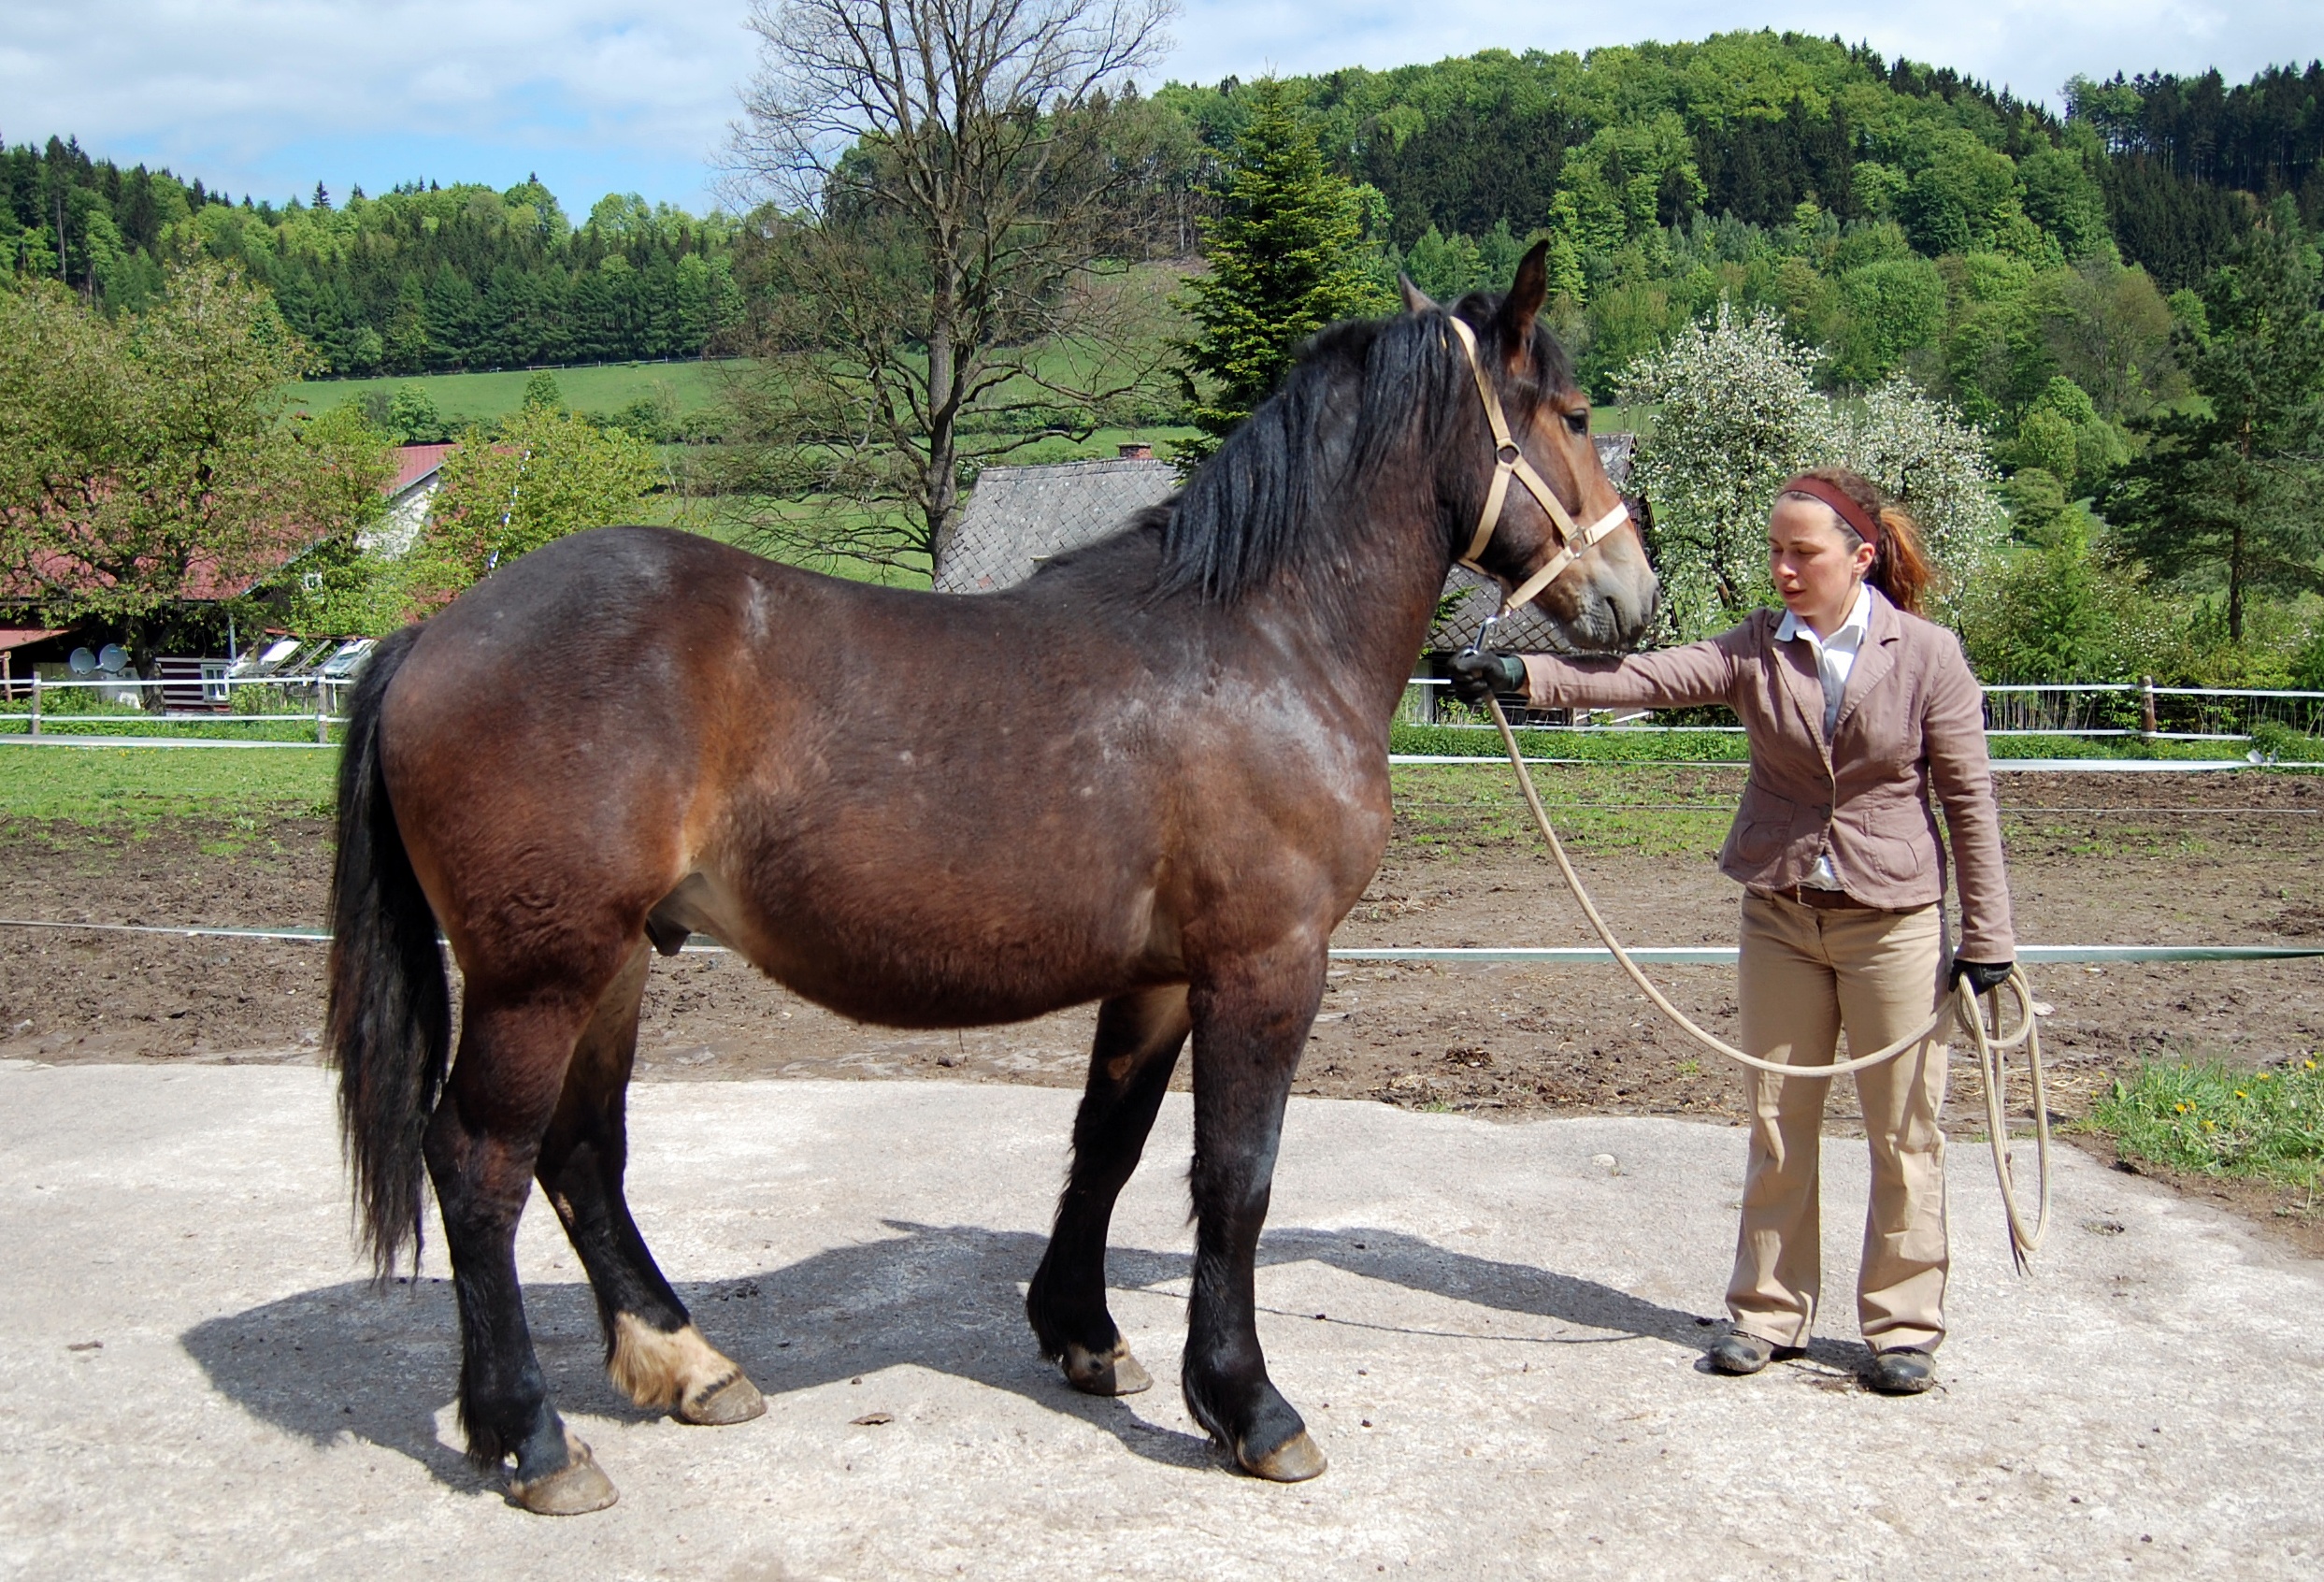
[1182,942,1329,1482]
[1027,985,1191,1395]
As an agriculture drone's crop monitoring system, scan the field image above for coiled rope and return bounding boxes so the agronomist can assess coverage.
[1482,695,2053,1271]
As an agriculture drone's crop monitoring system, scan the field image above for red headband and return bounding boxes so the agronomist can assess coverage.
[1779,475,1882,554]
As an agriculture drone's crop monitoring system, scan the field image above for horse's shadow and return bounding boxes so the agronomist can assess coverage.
[179,1221,1837,1491]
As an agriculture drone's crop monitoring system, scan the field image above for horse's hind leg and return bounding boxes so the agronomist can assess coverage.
[536,944,765,1428]
[1026,985,1190,1396]
[424,985,618,1515]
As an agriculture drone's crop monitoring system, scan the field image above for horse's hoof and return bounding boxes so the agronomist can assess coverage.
[679,1371,767,1426]
[1241,1429,1327,1483]
[1063,1340,1153,1396]
[509,1440,619,1516]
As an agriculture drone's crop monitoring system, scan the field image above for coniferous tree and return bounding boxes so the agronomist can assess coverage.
[1170,79,1390,468]
[2102,209,2324,641]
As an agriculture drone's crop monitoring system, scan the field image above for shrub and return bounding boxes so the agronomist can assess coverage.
[2090,1058,2324,1187]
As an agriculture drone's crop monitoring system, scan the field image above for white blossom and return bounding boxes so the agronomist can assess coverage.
[1620,306,2005,640]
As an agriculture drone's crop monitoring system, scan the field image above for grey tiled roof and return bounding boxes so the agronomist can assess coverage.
[936,436,1639,655]
[934,458,1180,594]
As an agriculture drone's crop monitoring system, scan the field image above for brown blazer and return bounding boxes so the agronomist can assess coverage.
[1520,588,2015,960]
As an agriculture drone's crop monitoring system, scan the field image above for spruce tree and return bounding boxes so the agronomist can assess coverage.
[1171,79,1387,468]
[2102,208,2324,642]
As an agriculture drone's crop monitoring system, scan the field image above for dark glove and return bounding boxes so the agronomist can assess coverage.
[1448,649,1527,704]
[1950,959,2015,997]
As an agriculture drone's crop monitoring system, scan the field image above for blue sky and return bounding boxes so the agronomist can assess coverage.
[5,2,2315,214]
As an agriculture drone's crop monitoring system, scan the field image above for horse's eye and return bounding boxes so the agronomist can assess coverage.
[1564,410,1589,436]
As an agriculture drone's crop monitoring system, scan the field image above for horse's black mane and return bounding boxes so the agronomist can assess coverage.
[1154,295,1578,603]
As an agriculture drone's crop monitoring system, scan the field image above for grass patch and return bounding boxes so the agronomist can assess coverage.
[0,746,338,826]
[2088,1057,2324,1188]
[1388,761,1735,857]
[292,361,742,424]
[1392,722,1748,763]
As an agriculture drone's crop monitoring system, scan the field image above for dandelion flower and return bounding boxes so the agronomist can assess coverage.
[2259,1072,2273,1082]
[2235,1091,2248,1100]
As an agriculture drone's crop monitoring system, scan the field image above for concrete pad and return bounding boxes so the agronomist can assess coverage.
[0,1065,2317,1580]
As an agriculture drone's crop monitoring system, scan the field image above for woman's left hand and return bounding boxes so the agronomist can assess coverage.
[1950,959,2015,996]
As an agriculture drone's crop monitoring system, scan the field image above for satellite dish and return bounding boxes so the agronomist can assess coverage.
[68,647,96,676]
[97,644,129,675]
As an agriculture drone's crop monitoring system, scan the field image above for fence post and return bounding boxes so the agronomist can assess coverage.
[2140,675,2158,738]
[316,684,329,745]
[28,672,38,736]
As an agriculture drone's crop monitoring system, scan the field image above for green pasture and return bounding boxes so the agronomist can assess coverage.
[290,360,743,424]
[0,745,337,826]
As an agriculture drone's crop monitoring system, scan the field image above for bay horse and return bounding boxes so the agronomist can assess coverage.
[326,243,1658,1514]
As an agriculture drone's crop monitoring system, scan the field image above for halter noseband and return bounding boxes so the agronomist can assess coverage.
[1445,314,1630,616]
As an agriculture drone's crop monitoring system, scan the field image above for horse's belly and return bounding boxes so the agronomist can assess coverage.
[666,864,1163,1030]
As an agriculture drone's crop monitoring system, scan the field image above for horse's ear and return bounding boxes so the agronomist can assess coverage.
[1399,273,1436,314]
[1495,240,1551,359]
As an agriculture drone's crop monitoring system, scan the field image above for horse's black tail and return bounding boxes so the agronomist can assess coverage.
[325,622,451,1280]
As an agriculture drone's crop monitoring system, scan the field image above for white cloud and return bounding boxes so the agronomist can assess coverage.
[3,1,2316,209]
[2,1,754,206]
[1158,2,2317,110]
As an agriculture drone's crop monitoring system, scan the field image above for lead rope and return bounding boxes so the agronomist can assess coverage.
[1479,693,2052,1271]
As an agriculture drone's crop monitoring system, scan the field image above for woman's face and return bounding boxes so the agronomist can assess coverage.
[1767,496,1876,624]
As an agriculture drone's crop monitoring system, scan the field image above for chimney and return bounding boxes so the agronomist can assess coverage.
[1117,441,1154,461]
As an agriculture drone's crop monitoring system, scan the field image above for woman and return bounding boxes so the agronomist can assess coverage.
[1450,467,2015,1394]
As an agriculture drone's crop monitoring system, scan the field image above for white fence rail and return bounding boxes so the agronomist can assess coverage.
[1399,677,2324,743]
[7,668,2322,748]
[0,674,349,741]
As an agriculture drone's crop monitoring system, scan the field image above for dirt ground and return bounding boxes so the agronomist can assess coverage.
[5,766,2321,1244]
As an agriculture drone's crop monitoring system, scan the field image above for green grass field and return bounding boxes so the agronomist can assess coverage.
[290,360,744,424]
[0,745,337,825]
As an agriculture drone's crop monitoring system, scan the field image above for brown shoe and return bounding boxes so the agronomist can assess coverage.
[1706,1333,1804,1375]
[1865,1347,1935,1394]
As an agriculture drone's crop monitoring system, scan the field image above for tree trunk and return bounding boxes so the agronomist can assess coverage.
[2229,518,2245,643]
[2231,416,2253,645]
[925,267,960,567]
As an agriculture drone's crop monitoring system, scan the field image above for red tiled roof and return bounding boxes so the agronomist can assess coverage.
[7,444,455,606]
[0,627,68,652]
[390,443,453,496]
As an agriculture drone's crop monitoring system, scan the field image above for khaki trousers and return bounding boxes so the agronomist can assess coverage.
[1728,891,1951,1353]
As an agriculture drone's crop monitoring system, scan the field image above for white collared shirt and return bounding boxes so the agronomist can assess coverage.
[1774,583,1872,888]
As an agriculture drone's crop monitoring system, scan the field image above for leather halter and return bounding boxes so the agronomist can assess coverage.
[1445,315,1631,615]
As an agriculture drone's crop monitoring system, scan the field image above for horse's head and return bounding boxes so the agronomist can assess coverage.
[1410,243,1659,653]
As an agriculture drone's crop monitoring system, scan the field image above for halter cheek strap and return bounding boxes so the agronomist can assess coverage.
[1445,315,1631,614]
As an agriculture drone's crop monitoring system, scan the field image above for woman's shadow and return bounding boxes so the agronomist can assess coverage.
[180,1220,1793,1491]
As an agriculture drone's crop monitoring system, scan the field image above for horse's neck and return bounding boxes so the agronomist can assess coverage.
[1243,499,1452,725]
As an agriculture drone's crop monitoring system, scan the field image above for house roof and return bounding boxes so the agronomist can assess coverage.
[7,443,460,609]
[390,443,453,497]
[935,457,1180,594]
[933,435,1641,654]
[0,627,68,653]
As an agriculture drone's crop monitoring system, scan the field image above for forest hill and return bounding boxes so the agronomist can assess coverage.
[0,153,743,378]
[2,35,2317,384]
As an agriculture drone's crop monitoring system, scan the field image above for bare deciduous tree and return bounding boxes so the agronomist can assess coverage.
[718,0,1179,575]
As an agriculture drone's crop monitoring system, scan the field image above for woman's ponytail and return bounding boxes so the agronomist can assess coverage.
[1871,501,1933,618]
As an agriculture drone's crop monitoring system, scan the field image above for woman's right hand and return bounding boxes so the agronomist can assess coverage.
[1448,650,1527,704]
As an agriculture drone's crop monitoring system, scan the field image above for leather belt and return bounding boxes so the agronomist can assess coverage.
[1756,884,1879,913]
